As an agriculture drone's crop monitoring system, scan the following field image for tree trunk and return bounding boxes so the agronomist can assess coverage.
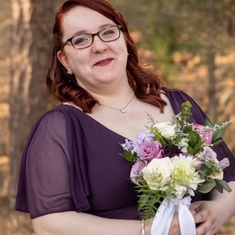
[9,0,61,208]
[207,47,217,123]
[207,0,217,123]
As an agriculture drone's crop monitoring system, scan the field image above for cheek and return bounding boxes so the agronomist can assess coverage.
[67,53,89,72]
[116,43,128,64]
[116,35,128,54]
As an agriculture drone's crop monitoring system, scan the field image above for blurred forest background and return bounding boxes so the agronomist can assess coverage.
[0,0,235,234]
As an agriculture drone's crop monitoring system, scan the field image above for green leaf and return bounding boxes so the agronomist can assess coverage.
[138,193,151,209]
[187,146,194,155]
[188,130,199,148]
[214,179,232,193]
[205,118,213,127]
[212,139,223,147]
[197,180,216,193]
[136,180,164,220]
[121,150,137,163]
[212,128,225,142]
[192,140,204,155]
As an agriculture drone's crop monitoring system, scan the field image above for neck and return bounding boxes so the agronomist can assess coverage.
[100,92,135,113]
[89,83,135,114]
[88,78,133,104]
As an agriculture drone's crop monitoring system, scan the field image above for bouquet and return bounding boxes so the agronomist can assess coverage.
[121,101,231,235]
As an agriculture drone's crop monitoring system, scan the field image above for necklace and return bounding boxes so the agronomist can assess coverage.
[101,94,135,113]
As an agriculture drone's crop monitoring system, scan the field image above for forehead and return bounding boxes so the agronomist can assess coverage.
[62,6,115,37]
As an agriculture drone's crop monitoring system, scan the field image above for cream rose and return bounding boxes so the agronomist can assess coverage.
[142,157,173,191]
[153,122,176,138]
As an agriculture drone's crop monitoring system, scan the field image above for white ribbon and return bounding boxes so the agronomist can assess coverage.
[150,196,196,235]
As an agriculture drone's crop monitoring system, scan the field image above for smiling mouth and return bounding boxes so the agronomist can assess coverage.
[94,58,113,66]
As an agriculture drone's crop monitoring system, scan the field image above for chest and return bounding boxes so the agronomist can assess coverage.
[89,100,175,141]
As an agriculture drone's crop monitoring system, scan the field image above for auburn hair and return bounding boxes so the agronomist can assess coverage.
[46,0,167,113]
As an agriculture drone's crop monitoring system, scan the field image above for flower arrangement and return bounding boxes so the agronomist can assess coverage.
[121,101,231,222]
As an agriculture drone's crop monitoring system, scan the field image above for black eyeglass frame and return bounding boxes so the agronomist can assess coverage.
[60,25,122,50]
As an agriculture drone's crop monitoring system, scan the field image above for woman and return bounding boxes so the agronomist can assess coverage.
[15,0,235,234]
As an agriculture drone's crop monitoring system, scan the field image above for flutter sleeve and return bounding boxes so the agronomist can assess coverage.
[16,109,80,218]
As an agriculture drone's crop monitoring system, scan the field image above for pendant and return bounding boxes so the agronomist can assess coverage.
[120,108,126,113]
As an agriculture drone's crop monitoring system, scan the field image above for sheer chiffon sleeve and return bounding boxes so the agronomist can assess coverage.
[16,110,76,218]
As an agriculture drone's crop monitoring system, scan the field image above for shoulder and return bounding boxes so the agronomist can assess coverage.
[27,104,85,137]
[161,87,196,109]
[37,103,84,124]
[162,87,207,124]
[162,87,196,103]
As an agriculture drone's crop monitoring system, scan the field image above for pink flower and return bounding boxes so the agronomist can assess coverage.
[194,160,203,169]
[138,141,164,162]
[130,160,146,184]
[192,124,214,146]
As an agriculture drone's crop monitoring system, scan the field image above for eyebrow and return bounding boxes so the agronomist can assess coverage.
[69,23,116,37]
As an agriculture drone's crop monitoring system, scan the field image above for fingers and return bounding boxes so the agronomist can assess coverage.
[193,208,210,224]
[196,220,217,235]
[190,209,196,216]
[192,204,218,235]
[190,201,203,211]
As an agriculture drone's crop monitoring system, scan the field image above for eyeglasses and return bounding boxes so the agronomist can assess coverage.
[61,25,122,50]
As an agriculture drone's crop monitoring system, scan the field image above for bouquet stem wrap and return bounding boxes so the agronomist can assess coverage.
[151,196,196,235]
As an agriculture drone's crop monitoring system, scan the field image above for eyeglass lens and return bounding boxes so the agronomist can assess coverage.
[71,25,120,49]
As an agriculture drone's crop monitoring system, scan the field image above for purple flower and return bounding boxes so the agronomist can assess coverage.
[121,139,133,151]
[200,147,217,161]
[138,141,164,162]
[130,160,146,185]
[136,131,154,145]
[121,131,154,153]
[219,158,230,170]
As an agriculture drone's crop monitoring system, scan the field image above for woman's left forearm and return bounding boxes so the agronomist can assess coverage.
[211,181,235,222]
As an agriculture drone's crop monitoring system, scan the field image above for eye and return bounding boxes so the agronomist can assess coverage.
[72,35,90,46]
[101,28,116,37]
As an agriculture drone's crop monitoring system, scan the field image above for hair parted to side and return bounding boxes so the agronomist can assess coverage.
[46,0,167,113]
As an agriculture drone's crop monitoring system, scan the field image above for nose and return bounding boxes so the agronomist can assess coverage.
[91,35,108,53]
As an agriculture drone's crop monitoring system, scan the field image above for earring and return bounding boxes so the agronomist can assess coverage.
[146,84,150,94]
[67,69,71,74]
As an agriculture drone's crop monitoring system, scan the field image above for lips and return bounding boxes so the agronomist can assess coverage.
[94,58,113,66]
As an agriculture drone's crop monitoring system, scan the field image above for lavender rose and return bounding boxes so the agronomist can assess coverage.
[138,141,164,162]
[130,160,146,184]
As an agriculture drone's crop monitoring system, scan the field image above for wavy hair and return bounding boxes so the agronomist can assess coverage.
[46,0,167,113]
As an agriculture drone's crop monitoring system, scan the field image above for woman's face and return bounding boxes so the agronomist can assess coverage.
[57,6,129,93]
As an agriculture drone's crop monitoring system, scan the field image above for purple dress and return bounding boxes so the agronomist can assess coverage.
[15,88,235,219]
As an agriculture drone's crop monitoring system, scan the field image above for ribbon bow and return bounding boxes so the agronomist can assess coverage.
[151,196,196,235]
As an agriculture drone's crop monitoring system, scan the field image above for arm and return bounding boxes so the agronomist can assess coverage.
[20,110,151,235]
[191,181,235,235]
[32,210,189,235]
[32,212,152,235]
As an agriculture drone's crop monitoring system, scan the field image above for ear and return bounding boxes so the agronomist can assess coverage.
[57,50,70,70]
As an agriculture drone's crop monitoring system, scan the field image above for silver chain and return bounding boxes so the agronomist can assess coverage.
[100,94,135,113]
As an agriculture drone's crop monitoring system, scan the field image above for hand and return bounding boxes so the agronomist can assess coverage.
[190,200,225,235]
